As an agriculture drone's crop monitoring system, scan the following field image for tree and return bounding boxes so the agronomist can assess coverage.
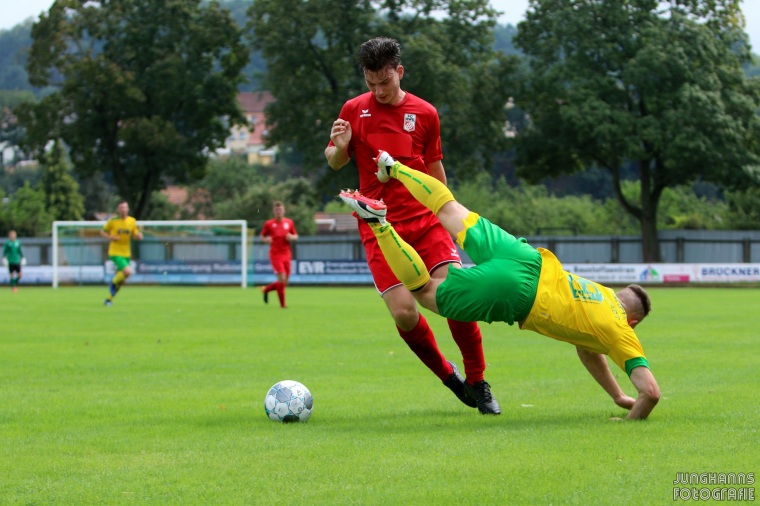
[17,0,250,219]
[214,177,319,235]
[143,191,180,220]
[247,0,518,193]
[185,156,265,219]
[0,93,35,168]
[0,163,40,196]
[77,172,117,220]
[186,156,319,232]
[0,90,36,109]
[0,21,36,93]
[0,187,7,234]
[725,187,760,229]
[40,141,85,221]
[3,182,53,236]
[0,106,24,168]
[512,0,760,261]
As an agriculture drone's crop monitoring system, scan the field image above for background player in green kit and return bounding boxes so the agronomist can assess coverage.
[339,151,661,420]
[3,230,25,292]
[100,200,143,306]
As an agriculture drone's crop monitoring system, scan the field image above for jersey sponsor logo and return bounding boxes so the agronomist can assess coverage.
[360,108,371,118]
[403,113,416,132]
[567,274,604,303]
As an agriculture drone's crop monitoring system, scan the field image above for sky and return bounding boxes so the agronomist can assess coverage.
[2,0,759,49]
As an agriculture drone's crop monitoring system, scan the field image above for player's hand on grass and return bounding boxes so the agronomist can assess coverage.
[613,394,636,410]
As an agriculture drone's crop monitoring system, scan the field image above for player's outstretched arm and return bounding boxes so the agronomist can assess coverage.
[626,366,660,420]
[576,347,636,410]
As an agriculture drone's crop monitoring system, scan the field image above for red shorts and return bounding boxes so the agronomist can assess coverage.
[358,212,462,294]
[270,254,292,276]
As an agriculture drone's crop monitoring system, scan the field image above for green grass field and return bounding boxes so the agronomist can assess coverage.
[1,286,757,504]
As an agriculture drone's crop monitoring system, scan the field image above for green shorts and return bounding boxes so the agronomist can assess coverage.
[109,256,131,271]
[436,215,541,325]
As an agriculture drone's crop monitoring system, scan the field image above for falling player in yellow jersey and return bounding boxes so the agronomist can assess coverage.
[339,151,661,420]
[100,200,143,306]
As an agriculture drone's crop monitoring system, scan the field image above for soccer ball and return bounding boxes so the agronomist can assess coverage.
[264,380,313,423]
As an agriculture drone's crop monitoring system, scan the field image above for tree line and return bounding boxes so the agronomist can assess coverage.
[0,0,759,261]
[4,150,758,238]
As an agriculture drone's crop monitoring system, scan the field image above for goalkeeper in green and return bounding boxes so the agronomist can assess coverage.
[3,230,25,292]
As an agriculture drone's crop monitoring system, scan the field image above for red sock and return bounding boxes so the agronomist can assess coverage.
[397,314,451,381]
[447,319,486,383]
[264,281,278,293]
[276,282,286,307]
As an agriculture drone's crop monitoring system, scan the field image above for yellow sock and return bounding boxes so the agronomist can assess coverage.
[390,161,455,215]
[370,222,430,291]
[112,271,126,285]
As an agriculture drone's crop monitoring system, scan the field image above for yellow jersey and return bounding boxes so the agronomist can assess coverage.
[520,248,647,375]
[103,216,140,257]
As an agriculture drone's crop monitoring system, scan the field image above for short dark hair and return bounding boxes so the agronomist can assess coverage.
[273,201,284,207]
[116,200,128,207]
[627,284,651,317]
[357,37,401,72]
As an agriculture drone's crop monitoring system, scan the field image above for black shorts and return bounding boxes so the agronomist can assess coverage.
[8,263,21,274]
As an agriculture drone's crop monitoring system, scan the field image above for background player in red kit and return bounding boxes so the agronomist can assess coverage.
[324,36,499,414]
[260,201,298,308]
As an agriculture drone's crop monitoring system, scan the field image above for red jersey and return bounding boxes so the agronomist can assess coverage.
[328,91,443,222]
[261,218,297,257]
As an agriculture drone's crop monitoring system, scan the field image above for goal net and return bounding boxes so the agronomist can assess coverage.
[52,220,250,288]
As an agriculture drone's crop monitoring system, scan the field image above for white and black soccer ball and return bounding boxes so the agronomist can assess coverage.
[264,380,313,423]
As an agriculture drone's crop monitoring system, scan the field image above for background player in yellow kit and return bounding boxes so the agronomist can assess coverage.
[100,200,143,306]
[339,151,661,420]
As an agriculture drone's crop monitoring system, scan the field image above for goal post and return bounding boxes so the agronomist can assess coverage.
[52,220,249,288]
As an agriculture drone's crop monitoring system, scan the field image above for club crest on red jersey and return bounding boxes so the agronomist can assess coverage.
[403,113,416,132]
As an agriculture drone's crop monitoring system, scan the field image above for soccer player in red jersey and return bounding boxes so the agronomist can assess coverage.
[324,37,500,414]
[260,201,298,308]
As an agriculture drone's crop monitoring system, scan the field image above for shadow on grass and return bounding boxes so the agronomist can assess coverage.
[232,407,634,435]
